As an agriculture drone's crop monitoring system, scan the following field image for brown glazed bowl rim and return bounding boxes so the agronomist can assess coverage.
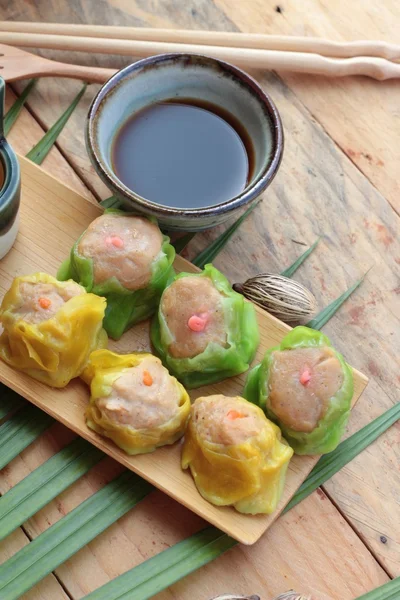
[86,53,284,221]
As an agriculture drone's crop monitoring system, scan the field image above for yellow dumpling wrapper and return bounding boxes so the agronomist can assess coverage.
[82,349,191,455]
[182,395,293,514]
[0,273,107,388]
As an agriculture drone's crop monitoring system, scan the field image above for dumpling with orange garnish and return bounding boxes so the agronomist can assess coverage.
[58,209,175,340]
[0,273,107,387]
[81,349,190,455]
[151,264,259,388]
[243,327,353,455]
[182,394,293,514]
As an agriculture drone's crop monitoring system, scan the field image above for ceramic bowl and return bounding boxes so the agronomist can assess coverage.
[0,77,20,259]
[86,53,283,231]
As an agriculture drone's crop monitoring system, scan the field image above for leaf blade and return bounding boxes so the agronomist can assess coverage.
[0,404,53,470]
[192,201,259,269]
[0,383,26,420]
[81,403,399,600]
[0,471,152,600]
[280,237,320,278]
[26,83,87,165]
[84,405,400,600]
[171,232,196,255]
[354,578,400,600]
[306,271,368,330]
[4,79,37,136]
[99,195,122,209]
[0,437,104,540]
[284,402,400,513]
[84,528,236,600]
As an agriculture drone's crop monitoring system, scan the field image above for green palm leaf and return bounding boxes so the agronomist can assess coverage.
[26,83,87,165]
[0,405,53,470]
[84,528,236,600]
[284,401,400,512]
[82,402,398,600]
[0,384,26,420]
[307,272,367,330]
[280,237,320,278]
[0,471,152,600]
[192,201,259,269]
[100,195,121,209]
[355,578,400,599]
[0,437,104,540]
[172,232,196,255]
[4,79,37,136]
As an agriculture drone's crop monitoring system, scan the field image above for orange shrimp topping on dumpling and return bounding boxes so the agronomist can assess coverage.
[182,394,293,514]
[160,275,227,359]
[268,347,344,433]
[0,273,107,388]
[94,356,183,430]
[78,213,163,290]
[83,350,190,455]
[16,280,83,324]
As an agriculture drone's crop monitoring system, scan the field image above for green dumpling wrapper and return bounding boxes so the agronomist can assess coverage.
[243,326,353,455]
[57,209,175,340]
[151,264,260,389]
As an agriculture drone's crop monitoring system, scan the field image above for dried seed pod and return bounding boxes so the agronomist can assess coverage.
[274,592,312,600]
[209,592,311,600]
[210,596,260,600]
[233,274,317,323]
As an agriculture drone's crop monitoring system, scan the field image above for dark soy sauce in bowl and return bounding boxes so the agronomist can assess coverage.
[111,99,254,209]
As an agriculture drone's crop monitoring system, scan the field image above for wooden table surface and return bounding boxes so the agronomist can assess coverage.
[0,2,399,599]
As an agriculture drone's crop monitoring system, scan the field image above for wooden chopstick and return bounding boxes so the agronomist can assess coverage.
[1,21,399,61]
[1,31,400,80]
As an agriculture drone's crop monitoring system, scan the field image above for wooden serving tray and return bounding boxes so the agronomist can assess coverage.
[0,157,368,545]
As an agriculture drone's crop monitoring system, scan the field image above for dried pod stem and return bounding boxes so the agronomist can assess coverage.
[233,274,317,323]
[209,592,310,600]
[210,596,260,600]
[274,592,312,600]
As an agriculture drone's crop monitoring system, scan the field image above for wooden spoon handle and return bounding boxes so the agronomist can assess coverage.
[33,60,116,83]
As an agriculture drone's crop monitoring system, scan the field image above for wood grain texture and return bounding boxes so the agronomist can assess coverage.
[4,85,95,203]
[0,163,385,598]
[0,156,367,545]
[0,461,389,600]
[0,0,398,594]
[0,415,389,599]
[0,43,115,83]
[10,1,400,212]
[0,522,70,600]
[213,0,400,214]
[0,89,78,600]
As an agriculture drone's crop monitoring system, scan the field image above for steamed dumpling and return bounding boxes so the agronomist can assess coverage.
[182,394,293,514]
[0,273,107,387]
[82,349,190,455]
[77,213,163,290]
[12,279,83,324]
[58,210,175,340]
[151,264,259,388]
[192,395,267,446]
[244,326,353,455]
[160,274,227,358]
[269,346,344,433]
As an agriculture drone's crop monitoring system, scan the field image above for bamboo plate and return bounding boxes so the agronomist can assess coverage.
[0,157,368,545]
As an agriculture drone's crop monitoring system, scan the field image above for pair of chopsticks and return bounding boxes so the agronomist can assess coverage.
[1,21,400,80]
